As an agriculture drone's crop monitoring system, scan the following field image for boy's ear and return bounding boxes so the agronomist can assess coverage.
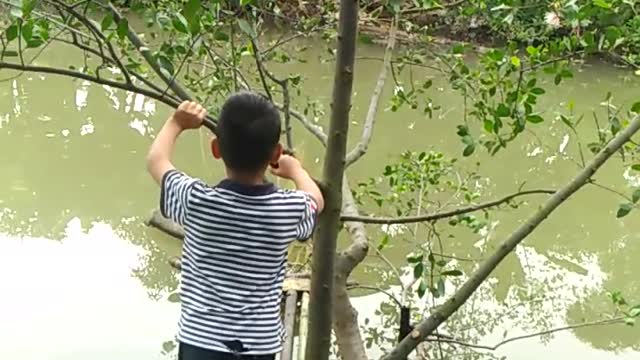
[269,143,283,168]
[211,138,222,160]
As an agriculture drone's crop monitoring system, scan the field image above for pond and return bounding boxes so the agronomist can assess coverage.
[1,32,639,359]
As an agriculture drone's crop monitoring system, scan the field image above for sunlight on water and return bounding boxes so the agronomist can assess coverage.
[0,218,179,360]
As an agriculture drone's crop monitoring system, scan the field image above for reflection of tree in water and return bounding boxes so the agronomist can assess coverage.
[363,241,634,359]
[114,219,181,300]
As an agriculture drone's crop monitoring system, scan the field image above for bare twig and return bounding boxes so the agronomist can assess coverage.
[347,285,402,308]
[345,15,398,167]
[341,189,555,224]
[426,317,625,351]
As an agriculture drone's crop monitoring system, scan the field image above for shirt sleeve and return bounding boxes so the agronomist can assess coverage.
[160,170,201,226]
[295,192,319,241]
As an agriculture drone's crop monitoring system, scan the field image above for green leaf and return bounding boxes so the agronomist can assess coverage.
[183,0,201,35]
[22,0,36,17]
[237,19,256,39]
[617,203,633,218]
[407,253,423,263]
[624,317,635,326]
[417,279,427,298]
[21,21,33,42]
[377,234,389,251]
[168,292,180,303]
[510,56,520,67]
[483,119,494,133]
[633,189,640,204]
[631,102,640,114]
[463,144,475,157]
[26,38,43,48]
[554,74,562,85]
[101,13,114,31]
[241,0,254,5]
[214,30,229,42]
[527,114,544,124]
[156,55,175,75]
[530,88,546,95]
[436,259,448,267]
[413,263,424,279]
[632,164,640,171]
[436,278,445,297]
[183,0,201,20]
[117,18,129,40]
[629,307,640,318]
[496,103,510,117]
[358,33,374,44]
[441,269,463,276]
[6,24,19,42]
[172,14,189,34]
[593,0,612,9]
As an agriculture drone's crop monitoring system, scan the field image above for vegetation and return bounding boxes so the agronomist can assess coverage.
[1,0,639,359]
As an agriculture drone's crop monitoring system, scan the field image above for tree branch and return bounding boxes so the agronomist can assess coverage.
[383,114,640,359]
[345,15,398,167]
[50,0,133,84]
[106,2,218,133]
[426,317,625,351]
[0,61,184,109]
[342,189,555,224]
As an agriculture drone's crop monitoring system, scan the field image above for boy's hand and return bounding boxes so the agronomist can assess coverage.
[172,101,207,130]
[270,155,305,180]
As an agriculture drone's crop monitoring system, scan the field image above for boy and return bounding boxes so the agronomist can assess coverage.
[146,92,324,360]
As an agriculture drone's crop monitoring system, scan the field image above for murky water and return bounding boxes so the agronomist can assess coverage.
[1,34,639,359]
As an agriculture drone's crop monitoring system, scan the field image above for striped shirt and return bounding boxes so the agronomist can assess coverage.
[160,170,318,355]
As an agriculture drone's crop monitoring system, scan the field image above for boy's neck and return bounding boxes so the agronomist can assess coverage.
[225,168,267,186]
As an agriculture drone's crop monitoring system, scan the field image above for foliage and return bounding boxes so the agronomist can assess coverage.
[1,0,639,358]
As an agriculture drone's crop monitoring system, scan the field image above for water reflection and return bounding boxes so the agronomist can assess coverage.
[0,218,178,360]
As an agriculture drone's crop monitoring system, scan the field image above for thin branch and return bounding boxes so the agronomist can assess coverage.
[426,317,625,351]
[250,38,274,101]
[274,102,328,145]
[229,21,238,92]
[345,15,398,167]
[347,285,402,308]
[50,0,132,84]
[249,36,295,150]
[341,189,555,224]
[261,31,307,55]
[161,35,201,99]
[384,114,640,359]
[0,61,183,110]
[52,37,181,103]
[106,4,189,99]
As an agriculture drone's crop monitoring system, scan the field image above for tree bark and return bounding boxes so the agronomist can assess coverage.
[383,114,640,359]
[305,0,359,359]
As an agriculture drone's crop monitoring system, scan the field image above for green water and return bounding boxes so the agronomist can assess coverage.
[1,36,639,359]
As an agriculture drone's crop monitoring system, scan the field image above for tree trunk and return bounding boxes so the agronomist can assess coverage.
[305,0,359,359]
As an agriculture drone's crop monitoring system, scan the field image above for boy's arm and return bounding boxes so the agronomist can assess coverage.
[271,155,324,213]
[146,101,207,184]
[291,170,324,213]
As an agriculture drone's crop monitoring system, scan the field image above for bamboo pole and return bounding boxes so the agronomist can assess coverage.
[297,292,310,360]
[281,290,299,360]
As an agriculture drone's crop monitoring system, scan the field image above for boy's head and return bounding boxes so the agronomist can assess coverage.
[212,91,282,174]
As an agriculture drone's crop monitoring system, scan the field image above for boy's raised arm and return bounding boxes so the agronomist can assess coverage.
[271,155,324,213]
[147,101,207,184]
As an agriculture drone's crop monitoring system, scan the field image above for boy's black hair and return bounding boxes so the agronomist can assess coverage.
[217,91,281,172]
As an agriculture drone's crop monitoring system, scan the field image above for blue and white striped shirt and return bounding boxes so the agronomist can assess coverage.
[160,170,317,355]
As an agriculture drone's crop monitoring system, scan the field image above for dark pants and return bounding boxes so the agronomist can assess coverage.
[178,342,276,360]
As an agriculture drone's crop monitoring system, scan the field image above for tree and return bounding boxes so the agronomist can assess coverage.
[1,0,639,359]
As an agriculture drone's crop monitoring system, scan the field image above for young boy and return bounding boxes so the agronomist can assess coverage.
[146,92,324,360]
